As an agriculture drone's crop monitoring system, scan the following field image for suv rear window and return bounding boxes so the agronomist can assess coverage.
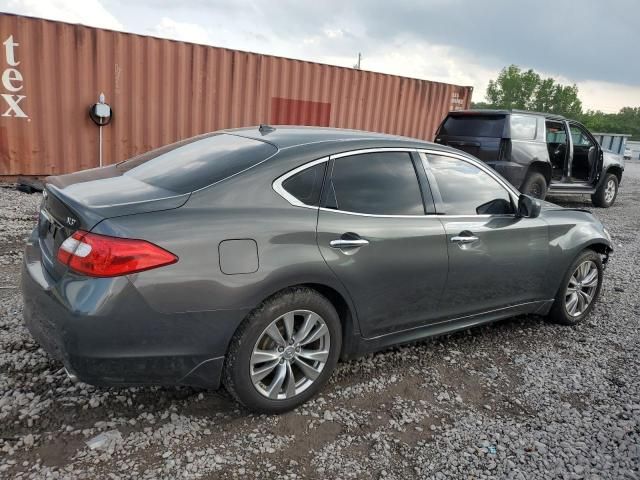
[439,115,506,137]
[116,134,277,193]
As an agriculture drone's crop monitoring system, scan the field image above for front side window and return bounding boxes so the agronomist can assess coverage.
[326,152,425,215]
[427,154,514,215]
[570,125,594,148]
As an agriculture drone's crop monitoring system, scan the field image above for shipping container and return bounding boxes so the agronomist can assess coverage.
[592,132,631,156]
[0,13,473,178]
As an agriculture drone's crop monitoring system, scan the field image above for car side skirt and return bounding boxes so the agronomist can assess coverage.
[347,299,555,357]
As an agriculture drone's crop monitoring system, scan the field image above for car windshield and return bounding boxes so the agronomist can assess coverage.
[440,115,506,137]
[116,133,277,193]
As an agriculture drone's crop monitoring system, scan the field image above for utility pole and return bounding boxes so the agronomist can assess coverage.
[354,52,362,70]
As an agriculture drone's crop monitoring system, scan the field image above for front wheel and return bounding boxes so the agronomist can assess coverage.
[521,172,548,200]
[591,173,618,208]
[223,288,341,413]
[546,250,603,326]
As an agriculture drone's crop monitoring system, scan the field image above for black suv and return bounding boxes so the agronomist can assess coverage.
[435,110,625,207]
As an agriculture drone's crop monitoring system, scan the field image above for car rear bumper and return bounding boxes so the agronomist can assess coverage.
[21,230,249,389]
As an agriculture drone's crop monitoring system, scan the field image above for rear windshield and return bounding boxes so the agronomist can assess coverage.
[116,133,277,193]
[440,115,506,138]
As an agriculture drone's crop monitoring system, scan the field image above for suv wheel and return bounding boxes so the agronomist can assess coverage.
[521,172,548,200]
[546,249,603,326]
[223,287,341,413]
[591,173,618,208]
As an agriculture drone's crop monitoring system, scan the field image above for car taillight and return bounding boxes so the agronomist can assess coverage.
[498,138,511,161]
[57,230,178,277]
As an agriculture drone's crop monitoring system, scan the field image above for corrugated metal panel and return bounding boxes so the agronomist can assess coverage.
[0,14,473,177]
[592,132,631,155]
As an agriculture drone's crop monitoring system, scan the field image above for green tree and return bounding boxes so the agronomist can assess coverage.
[581,107,640,140]
[476,65,640,140]
[484,65,582,117]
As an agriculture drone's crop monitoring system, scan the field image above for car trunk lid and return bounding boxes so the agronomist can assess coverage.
[38,167,189,280]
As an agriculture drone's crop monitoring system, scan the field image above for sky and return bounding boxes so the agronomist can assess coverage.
[2,0,638,113]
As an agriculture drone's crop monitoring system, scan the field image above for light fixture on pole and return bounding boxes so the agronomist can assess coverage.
[89,93,112,167]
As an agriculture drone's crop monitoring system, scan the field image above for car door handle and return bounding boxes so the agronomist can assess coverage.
[330,239,369,248]
[451,235,478,244]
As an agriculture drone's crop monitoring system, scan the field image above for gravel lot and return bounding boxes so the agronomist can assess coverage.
[1,164,639,479]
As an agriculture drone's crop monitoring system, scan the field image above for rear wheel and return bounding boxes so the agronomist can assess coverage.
[223,288,341,413]
[521,172,548,200]
[591,173,618,208]
[547,250,603,326]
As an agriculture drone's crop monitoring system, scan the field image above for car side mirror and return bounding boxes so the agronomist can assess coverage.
[517,194,541,218]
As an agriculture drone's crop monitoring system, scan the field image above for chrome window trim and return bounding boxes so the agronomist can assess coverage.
[272,156,329,208]
[317,206,497,219]
[272,147,521,217]
[330,147,418,159]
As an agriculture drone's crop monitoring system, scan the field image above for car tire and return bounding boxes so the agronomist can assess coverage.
[521,172,548,200]
[546,249,603,326]
[223,287,342,413]
[591,173,618,208]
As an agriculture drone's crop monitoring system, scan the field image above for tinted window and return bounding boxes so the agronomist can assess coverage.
[440,115,505,137]
[570,125,594,148]
[282,162,326,206]
[427,155,514,215]
[327,152,424,215]
[116,134,277,193]
[510,115,537,140]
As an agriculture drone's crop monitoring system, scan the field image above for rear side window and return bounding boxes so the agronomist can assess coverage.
[116,134,277,193]
[439,115,506,137]
[326,152,425,215]
[510,115,537,140]
[427,154,514,215]
[282,162,326,206]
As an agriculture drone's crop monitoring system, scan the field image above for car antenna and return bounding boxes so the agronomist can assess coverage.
[259,124,276,135]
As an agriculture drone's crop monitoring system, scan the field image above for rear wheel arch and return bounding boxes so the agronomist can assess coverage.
[521,162,550,199]
[234,282,358,359]
[300,283,358,359]
[526,161,552,185]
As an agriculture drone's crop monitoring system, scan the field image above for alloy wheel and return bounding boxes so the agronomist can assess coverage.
[604,179,616,204]
[250,310,331,400]
[565,260,599,317]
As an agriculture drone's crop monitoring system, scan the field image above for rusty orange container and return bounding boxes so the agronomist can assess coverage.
[0,13,472,178]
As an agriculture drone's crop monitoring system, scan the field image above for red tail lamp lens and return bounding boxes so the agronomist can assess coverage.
[57,230,178,277]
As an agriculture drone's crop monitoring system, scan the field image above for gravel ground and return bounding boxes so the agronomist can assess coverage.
[1,164,639,479]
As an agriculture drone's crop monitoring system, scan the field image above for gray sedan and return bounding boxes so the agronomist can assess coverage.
[21,126,612,412]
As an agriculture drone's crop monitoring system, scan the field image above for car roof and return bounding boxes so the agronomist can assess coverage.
[223,125,431,150]
[448,109,567,121]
